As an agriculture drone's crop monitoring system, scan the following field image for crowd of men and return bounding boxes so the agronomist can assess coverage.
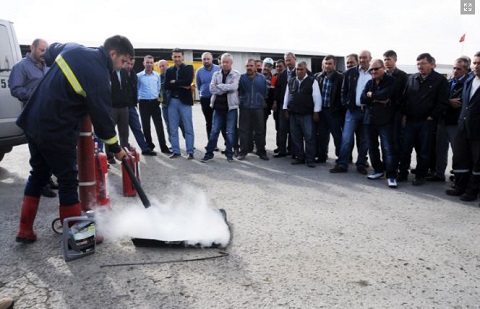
[105,48,480,203]
[9,41,480,216]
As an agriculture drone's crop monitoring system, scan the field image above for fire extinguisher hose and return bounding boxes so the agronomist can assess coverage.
[121,155,151,208]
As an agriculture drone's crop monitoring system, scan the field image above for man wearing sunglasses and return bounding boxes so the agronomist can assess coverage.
[361,60,396,187]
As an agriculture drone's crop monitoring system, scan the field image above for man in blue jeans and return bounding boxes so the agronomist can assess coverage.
[164,48,195,159]
[330,50,372,174]
[360,59,397,188]
[201,53,240,162]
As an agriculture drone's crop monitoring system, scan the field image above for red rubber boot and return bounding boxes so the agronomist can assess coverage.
[59,202,82,226]
[59,203,103,244]
[16,196,40,243]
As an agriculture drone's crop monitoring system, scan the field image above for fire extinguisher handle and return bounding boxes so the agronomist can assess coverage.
[121,156,151,208]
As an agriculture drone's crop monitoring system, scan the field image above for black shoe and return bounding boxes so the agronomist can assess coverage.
[397,173,408,182]
[187,154,194,160]
[161,149,173,154]
[48,178,59,189]
[306,162,316,168]
[330,165,347,173]
[356,166,368,175]
[142,150,157,156]
[237,154,246,161]
[460,193,478,201]
[169,153,181,159]
[259,154,269,161]
[314,157,327,163]
[214,147,220,152]
[412,177,425,186]
[273,148,280,154]
[446,188,464,196]
[201,155,213,162]
[425,175,445,182]
[291,159,305,165]
[108,157,116,164]
[41,186,57,198]
[273,153,287,158]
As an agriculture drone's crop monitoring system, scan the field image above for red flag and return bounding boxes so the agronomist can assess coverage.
[459,33,466,43]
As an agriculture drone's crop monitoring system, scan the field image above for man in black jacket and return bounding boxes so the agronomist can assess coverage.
[383,50,408,167]
[107,67,131,163]
[361,60,397,187]
[398,53,449,186]
[447,52,480,201]
[314,55,344,163]
[164,48,195,159]
[273,52,296,158]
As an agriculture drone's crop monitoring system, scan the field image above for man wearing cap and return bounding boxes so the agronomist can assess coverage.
[262,57,277,131]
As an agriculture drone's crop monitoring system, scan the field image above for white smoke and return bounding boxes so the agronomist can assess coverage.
[94,186,231,248]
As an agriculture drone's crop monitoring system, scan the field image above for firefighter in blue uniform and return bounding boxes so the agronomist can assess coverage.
[15,35,133,243]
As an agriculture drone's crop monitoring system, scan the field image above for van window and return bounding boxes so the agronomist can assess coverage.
[0,24,13,72]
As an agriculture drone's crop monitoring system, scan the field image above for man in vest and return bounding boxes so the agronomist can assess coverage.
[283,61,322,168]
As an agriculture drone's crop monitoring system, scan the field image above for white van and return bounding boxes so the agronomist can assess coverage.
[0,19,23,162]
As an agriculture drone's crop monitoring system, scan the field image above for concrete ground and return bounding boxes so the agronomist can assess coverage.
[0,104,479,309]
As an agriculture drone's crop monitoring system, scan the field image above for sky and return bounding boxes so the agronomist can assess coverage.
[2,0,479,66]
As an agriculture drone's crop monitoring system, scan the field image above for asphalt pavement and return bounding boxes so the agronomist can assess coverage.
[1,104,479,309]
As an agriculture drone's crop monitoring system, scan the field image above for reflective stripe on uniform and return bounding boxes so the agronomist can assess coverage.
[452,169,470,173]
[55,55,87,98]
[102,135,119,145]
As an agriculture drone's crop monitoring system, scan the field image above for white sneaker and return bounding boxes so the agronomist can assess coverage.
[367,172,384,180]
[387,178,398,188]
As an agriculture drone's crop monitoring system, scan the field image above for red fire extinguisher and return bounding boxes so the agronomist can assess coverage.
[94,144,110,206]
[122,147,140,197]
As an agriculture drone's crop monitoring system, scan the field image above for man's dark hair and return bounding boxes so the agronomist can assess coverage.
[416,53,434,63]
[172,48,184,55]
[383,50,397,59]
[475,51,480,58]
[104,35,134,57]
[346,53,358,62]
[276,59,286,66]
[323,55,336,65]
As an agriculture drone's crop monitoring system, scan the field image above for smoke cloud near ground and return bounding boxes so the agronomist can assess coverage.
[95,186,231,248]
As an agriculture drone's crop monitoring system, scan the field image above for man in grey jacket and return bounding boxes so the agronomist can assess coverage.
[202,53,240,162]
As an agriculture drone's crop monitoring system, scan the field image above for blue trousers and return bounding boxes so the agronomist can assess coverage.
[128,106,150,152]
[290,113,316,163]
[399,119,434,178]
[168,98,194,155]
[206,109,238,159]
[337,108,368,168]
